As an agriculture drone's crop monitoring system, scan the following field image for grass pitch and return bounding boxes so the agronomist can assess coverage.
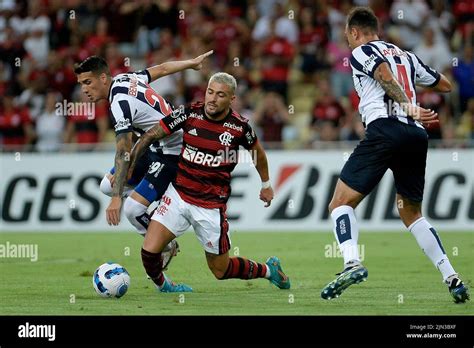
[0,231,472,315]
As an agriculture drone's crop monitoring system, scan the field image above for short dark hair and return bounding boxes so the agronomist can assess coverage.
[74,56,110,76]
[347,7,379,34]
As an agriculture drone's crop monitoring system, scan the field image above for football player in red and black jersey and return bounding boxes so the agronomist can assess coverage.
[129,72,290,293]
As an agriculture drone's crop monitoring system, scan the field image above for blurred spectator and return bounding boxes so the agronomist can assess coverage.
[63,93,108,150]
[327,29,352,99]
[258,20,294,102]
[46,51,77,102]
[298,6,329,82]
[328,0,353,41]
[181,37,210,103]
[452,44,474,113]
[414,27,452,72]
[456,97,474,140]
[0,94,35,149]
[104,42,130,76]
[0,26,26,94]
[35,90,65,152]
[252,2,298,44]
[310,82,345,142]
[121,0,161,56]
[253,92,289,147]
[23,0,51,68]
[15,74,47,120]
[428,0,454,47]
[211,2,249,69]
[84,17,115,57]
[389,0,430,50]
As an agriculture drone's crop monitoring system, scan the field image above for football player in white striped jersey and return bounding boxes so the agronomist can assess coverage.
[75,51,212,291]
[321,7,469,303]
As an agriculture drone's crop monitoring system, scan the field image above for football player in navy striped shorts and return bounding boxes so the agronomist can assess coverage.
[75,51,212,290]
[321,7,469,303]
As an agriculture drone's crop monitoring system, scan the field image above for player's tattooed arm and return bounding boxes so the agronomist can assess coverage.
[374,62,438,124]
[128,123,167,178]
[112,132,133,197]
[374,62,410,105]
[106,132,133,226]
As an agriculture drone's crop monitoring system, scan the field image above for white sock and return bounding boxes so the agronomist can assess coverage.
[408,217,456,282]
[331,205,360,267]
[123,197,149,235]
[265,265,271,279]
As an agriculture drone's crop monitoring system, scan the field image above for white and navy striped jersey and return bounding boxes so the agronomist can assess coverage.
[350,40,441,128]
[108,69,182,155]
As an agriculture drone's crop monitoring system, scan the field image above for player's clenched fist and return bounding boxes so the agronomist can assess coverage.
[260,187,274,207]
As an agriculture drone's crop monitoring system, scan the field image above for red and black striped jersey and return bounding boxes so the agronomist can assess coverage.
[160,102,258,208]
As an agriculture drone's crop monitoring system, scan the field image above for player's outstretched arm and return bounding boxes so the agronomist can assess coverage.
[106,132,133,226]
[128,123,168,179]
[250,141,274,207]
[426,73,452,93]
[146,50,213,82]
[374,62,438,125]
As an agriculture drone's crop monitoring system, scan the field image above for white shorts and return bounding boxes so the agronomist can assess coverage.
[151,184,231,255]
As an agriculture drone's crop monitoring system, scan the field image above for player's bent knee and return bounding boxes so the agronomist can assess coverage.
[206,255,229,280]
[99,174,113,197]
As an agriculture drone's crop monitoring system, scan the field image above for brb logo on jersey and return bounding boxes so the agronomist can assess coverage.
[219,131,234,146]
[183,145,222,167]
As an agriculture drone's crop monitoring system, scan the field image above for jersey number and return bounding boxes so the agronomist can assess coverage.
[396,64,414,102]
[144,88,172,116]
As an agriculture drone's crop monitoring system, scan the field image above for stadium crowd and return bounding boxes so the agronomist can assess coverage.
[0,0,473,151]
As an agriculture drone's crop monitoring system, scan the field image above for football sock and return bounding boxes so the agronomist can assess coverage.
[141,248,165,287]
[331,205,360,267]
[408,217,456,281]
[221,257,268,280]
[123,197,149,235]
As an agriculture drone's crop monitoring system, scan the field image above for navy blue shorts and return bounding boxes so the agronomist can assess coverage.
[340,118,428,202]
[110,148,179,203]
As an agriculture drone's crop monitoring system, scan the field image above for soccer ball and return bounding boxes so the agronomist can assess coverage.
[92,262,130,298]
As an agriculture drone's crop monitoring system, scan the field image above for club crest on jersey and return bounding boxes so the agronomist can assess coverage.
[219,131,234,146]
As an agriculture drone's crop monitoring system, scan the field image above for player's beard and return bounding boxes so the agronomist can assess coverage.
[205,104,225,119]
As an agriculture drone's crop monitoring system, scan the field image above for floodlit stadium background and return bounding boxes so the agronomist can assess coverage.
[1,0,473,232]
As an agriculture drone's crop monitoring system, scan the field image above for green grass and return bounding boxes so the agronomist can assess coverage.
[0,231,472,315]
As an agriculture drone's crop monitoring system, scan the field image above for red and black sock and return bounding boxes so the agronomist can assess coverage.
[141,248,165,286]
[221,257,268,280]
